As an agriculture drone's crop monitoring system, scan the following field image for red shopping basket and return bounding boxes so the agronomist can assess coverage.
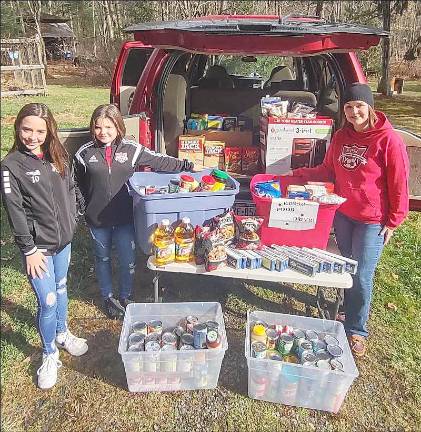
[250,174,340,249]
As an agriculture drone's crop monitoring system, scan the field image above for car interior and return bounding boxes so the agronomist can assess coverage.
[160,53,342,157]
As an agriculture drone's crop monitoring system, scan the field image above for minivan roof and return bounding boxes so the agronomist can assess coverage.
[125,15,387,55]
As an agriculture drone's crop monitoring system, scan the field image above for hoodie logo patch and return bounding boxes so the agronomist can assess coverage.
[115,152,128,164]
[88,155,98,163]
[339,144,368,170]
[25,169,41,183]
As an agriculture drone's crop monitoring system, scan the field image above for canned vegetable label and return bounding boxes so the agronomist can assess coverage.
[131,321,148,335]
[186,315,199,333]
[193,323,207,349]
[277,334,294,355]
[180,333,194,347]
[148,320,163,334]
[305,330,319,342]
[327,344,343,358]
[251,341,267,359]
[324,334,339,346]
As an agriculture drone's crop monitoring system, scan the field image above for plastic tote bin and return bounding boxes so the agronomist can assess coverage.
[118,302,228,393]
[245,310,359,413]
[250,174,340,249]
[129,169,239,254]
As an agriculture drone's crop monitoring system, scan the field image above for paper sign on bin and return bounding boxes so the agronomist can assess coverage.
[269,198,319,230]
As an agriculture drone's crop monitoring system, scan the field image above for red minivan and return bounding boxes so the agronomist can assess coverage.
[61,15,420,209]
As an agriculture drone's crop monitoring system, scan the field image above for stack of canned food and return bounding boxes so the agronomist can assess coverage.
[127,315,222,352]
[250,320,344,372]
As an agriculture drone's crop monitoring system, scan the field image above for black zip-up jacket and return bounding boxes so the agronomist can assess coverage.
[1,150,76,256]
[73,138,193,228]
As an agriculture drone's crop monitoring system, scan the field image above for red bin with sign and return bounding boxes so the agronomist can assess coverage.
[250,174,341,249]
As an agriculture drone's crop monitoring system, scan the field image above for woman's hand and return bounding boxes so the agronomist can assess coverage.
[380,226,395,245]
[26,250,48,279]
[281,170,294,176]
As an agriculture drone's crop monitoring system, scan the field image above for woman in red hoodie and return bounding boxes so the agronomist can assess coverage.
[290,83,409,357]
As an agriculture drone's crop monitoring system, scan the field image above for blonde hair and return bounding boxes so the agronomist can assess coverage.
[90,104,126,144]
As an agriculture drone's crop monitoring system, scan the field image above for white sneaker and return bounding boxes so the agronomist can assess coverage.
[56,330,88,357]
[37,350,62,390]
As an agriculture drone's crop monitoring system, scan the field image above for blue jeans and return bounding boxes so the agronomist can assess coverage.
[333,212,385,338]
[27,244,71,355]
[89,224,136,301]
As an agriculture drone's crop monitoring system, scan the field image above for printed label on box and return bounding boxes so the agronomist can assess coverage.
[269,198,319,230]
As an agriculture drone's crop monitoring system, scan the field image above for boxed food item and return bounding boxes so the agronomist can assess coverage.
[260,116,333,174]
[242,147,260,175]
[189,130,253,148]
[178,135,205,166]
[224,147,242,173]
[204,140,225,169]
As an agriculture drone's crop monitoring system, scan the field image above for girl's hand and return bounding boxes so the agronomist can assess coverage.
[380,226,395,245]
[192,163,206,172]
[26,250,48,279]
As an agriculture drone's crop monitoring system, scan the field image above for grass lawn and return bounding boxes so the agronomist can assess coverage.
[1,80,420,432]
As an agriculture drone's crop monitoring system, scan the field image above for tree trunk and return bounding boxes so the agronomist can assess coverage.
[377,0,392,96]
[92,0,97,57]
[27,0,47,74]
[103,0,115,41]
[315,0,324,18]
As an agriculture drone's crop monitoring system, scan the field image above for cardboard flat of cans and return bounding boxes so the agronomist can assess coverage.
[259,116,333,174]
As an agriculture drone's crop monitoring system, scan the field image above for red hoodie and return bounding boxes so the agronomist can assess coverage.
[293,112,409,228]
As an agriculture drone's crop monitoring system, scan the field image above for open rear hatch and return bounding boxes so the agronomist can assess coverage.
[125,15,388,55]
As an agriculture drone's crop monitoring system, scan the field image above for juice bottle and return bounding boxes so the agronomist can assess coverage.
[153,219,175,266]
[174,217,195,263]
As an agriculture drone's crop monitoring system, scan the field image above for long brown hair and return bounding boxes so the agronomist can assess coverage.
[11,103,68,177]
[341,105,378,130]
[89,104,126,144]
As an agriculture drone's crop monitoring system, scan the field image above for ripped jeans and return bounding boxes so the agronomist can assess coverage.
[27,243,71,355]
[89,224,136,301]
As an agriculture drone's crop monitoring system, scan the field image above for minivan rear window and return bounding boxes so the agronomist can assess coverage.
[122,48,154,86]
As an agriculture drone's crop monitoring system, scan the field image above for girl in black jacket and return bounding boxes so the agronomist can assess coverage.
[1,103,88,390]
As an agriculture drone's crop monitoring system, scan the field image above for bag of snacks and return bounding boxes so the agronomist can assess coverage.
[203,228,227,271]
[224,147,242,173]
[234,215,264,250]
[212,210,235,244]
[194,225,210,265]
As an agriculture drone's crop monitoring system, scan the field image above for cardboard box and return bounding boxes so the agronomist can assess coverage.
[178,135,205,166]
[260,116,333,174]
[189,130,253,148]
[204,140,225,169]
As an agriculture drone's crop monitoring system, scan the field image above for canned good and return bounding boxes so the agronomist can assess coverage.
[266,350,283,361]
[174,325,185,338]
[168,178,180,193]
[205,320,219,332]
[127,341,145,352]
[277,334,294,355]
[283,354,299,364]
[316,359,332,369]
[186,315,199,333]
[324,334,340,346]
[128,332,145,349]
[180,332,194,347]
[179,344,195,351]
[301,351,316,366]
[327,344,343,358]
[161,332,178,348]
[131,321,148,335]
[281,325,294,335]
[200,175,216,191]
[206,329,221,349]
[145,185,157,195]
[145,332,161,344]
[251,341,267,359]
[315,351,331,362]
[297,340,313,358]
[145,341,160,352]
[147,320,163,334]
[158,186,168,194]
[292,329,306,352]
[330,358,344,372]
[250,371,268,398]
[193,323,207,349]
[312,339,327,354]
[177,345,194,373]
[251,324,267,344]
[180,174,195,191]
[305,329,319,342]
[160,344,177,372]
[265,328,278,350]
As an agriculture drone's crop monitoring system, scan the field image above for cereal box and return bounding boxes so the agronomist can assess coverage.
[204,140,225,169]
[178,135,205,166]
[242,147,260,175]
[224,147,242,173]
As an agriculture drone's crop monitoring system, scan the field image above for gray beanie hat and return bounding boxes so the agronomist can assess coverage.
[343,83,374,107]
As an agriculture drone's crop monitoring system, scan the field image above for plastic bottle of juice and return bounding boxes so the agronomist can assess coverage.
[153,219,175,266]
[174,217,195,263]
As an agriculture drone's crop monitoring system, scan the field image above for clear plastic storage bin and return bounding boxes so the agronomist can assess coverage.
[129,169,239,254]
[245,310,359,413]
[118,302,228,392]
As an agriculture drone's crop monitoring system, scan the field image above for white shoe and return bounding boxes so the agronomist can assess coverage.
[56,330,88,357]
[37,350,62,390]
